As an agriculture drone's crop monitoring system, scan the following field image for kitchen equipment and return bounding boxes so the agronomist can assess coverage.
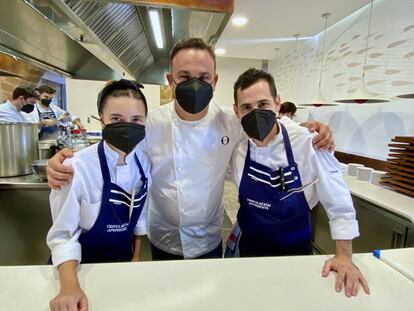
[371,170,387,186]
[357,167,374,181]
[348,163,364,176]
[339,163,349,175]
[30,160,48,180]
[0,122,38,177]
[38,139,59,160]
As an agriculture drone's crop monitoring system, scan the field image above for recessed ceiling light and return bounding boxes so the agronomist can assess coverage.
[215,48,226,55]
[232,16,248,27]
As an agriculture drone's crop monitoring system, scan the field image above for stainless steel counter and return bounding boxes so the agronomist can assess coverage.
[0,173,49,189]
[0,173,51,265]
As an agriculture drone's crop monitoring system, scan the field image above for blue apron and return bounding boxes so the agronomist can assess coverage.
[77,141,148,263]
[236,123,312,257]
[37,105,59,141]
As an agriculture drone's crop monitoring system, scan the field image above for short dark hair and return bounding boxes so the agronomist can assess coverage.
[280,101,297,114]
[97,79,148,116]
[233,68,277,104]
[36,85,56,95]
[12,87,38,100]
[170,38,216,69]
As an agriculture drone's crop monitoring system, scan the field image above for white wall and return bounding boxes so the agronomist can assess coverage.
[270,0,414,160]
[65,57,261,130]
[65,78,161,131]
[214,57,262,107]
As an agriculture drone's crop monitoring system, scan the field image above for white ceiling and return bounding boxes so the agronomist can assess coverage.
[216,0,372,60]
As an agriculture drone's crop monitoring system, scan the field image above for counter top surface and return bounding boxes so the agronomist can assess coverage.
[0,173,49,189]
[0,253,413,311]
[344,175,414,224]
[378,248,414,281]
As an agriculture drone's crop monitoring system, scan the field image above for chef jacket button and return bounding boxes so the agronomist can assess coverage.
[291,167,295,171]
[177,167,182,171]
[294,176,298,180]
[179,188,183,192]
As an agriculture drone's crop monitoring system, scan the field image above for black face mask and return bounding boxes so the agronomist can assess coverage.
[174,78,213,114]
[102,122,145,155]
[21,100,34,113]
[241,109,276,142]
[41,98,52,106]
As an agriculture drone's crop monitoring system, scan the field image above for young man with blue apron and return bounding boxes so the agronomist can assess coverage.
[36,104,58,141]
[227,68,370,297]
[237,123,312,256]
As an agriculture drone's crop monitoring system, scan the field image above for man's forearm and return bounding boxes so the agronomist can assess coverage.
[335,240,353,258]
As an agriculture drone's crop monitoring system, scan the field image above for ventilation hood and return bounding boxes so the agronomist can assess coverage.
[0,0,233,84]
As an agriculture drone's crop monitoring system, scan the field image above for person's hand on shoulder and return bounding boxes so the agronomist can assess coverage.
[301,120,335,152]
[47,149,75,190]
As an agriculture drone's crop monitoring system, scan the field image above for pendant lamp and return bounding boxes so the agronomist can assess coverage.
[335,0,389,103]
[302,13,337,107]
[283,34,300,102]
[397,93,414,99]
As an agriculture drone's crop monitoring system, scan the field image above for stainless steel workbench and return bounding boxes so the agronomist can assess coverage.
[0,173,51,265]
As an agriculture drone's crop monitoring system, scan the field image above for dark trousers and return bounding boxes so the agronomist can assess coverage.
[151,242,223,261]
[238,234,312,257]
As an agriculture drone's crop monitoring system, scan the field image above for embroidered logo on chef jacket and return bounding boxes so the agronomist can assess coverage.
[221,135,230,145]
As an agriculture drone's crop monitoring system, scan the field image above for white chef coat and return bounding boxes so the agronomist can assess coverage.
[230,116,359,240]
[0,101,33,123]
[26,103,79,123]
[47,142,152,267]
[142,100,244,258]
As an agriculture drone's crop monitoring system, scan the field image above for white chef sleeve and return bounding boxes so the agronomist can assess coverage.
[313,150,360,240]
[46,163,84,267]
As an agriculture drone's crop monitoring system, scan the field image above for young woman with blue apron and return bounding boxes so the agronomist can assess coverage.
[49,140,148,264]
[234,123,312,257]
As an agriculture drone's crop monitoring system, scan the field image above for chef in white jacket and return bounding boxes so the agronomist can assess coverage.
[228,68,369,297]
[0,86,37,122]
[46,38,334,261]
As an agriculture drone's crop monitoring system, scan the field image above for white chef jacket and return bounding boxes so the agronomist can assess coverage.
[47,142,152,267]
[0,101,33,123]
[230,117,359,240]
[142,100,244,258]
[26,103,79,123]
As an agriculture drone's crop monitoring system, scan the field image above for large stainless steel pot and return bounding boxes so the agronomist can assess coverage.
[0,122,39,177]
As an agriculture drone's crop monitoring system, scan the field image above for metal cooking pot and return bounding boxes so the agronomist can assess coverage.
[0,122,39,177]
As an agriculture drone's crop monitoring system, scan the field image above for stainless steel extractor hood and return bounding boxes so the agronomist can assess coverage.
[0,0,233,84]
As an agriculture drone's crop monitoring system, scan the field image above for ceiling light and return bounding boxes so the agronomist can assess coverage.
[232,16,248,26]
[335,0,388,104]
[215,48,226,55]
[149,9,164,49]
[305,13,337,107]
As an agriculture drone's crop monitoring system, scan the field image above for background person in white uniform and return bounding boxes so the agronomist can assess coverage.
[0,86,37,122]
[46,38,334,260]
[47,80,151,311]
[229,68,369,297]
